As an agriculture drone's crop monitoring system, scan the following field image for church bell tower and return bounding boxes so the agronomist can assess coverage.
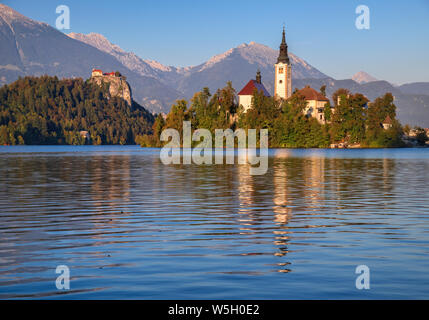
[274,26,292,100]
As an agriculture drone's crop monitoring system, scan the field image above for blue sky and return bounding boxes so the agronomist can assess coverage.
[3,0,429,84]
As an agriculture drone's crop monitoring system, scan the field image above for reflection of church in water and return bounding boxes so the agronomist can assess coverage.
[234,155,329,272]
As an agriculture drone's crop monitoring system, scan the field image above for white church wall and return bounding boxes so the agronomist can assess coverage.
[239,95,253,112]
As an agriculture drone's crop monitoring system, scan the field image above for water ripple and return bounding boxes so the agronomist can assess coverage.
[0,146,429,299]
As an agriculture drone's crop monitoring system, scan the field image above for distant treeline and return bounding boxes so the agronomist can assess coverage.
[137,82,405,148]
[0,76,154,145]
[0,76,406,148]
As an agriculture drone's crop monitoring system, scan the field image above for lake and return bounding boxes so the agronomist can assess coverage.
[0,146,428,299]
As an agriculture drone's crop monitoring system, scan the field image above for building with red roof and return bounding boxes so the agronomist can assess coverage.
[382,115,393,129]
[238,70,270,112]
[297,86,329,102]
[91,69,119,78]
[238,27,292,112]
[296,85,331,124]
[91,68,103,77]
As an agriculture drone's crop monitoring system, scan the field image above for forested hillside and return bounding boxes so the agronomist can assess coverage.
[0,76,154,145]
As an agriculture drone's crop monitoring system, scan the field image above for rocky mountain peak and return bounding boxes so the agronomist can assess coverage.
[68,32,125,55]
[352,71,378,84]
[67,32,173,76]
[0,4,26,21]
[0,4,45,27]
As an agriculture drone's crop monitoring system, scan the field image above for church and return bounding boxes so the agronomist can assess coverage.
[238,27,331,123]
[237,70,270,112]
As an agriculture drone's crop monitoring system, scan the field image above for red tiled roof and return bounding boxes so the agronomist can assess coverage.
[297,86,329,101]
[238,80,270,97]
[383,115,393,124]
[92,69,103,73]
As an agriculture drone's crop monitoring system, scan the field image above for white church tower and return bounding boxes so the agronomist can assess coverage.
[274,27,292,100]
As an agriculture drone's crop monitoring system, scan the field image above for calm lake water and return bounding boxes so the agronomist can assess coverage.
[0,146,428,299]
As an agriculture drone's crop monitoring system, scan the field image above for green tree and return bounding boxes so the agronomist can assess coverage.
[365,93,400,146]
[414,127,428,146]
[320,85,327,97]
[0,75,154,145]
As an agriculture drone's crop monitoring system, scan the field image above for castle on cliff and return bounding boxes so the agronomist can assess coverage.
[90,68,131,106]
[91,69,120,78]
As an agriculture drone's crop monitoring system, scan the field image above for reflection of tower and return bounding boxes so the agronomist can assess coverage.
[274,26,292,100]
[272,158,291,265]
[273,159,292,224]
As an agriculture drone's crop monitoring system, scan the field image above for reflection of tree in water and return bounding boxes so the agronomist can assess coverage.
[234,157,293,273]
[155,160,239,213]
[54,155,133,240]
[326,158,396,215]
[302,156,326,211]
[263,154,397,274]
[89,156,131,212]
[0,155,130,216]
[0,149,407,292]
[0,154,134,277]
[237,163,255,214]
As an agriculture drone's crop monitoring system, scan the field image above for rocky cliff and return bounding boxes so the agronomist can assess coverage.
[89,73,132,106]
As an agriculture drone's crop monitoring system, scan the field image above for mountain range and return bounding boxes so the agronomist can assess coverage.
[352,71,378,84]
[1,4,428,126]
[0,4,181,112]
[67,32,328,109]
